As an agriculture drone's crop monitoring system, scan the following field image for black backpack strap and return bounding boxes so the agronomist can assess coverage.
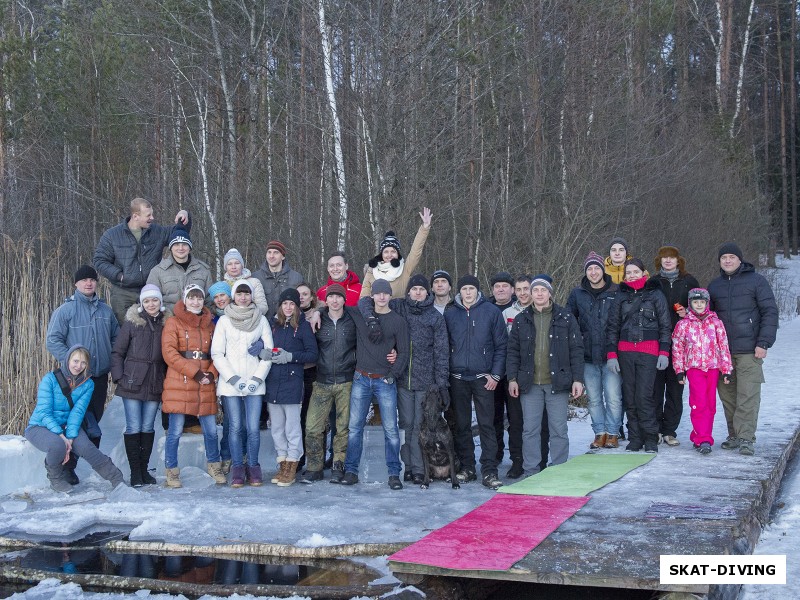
[52,369,74,410]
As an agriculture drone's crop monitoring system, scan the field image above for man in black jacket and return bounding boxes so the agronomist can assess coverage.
[444,275,508,489]
[340,279,410,489]
[94,198,190,324]
[508,275,584,475]
[566,253,622,449]
[302,284,357,483]
[708,243,778,456]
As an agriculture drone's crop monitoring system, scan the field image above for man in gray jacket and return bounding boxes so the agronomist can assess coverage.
[252,240,304,320]
[146,228,212,311]
[94,198,189,324]
[46,265,120,482]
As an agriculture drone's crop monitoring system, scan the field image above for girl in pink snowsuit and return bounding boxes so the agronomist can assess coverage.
[671,288,733,454]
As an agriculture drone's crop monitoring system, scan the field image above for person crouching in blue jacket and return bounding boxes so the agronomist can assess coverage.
[25,345,124,492]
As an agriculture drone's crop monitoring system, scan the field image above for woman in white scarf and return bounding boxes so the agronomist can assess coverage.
[211,281,273,487]
[360,207,433,298]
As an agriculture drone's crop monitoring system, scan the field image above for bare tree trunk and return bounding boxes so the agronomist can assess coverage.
[776,0,790,258]
[206,0,237,208]
[791,0,798,255]
[729,0,756,137]
[317,0,348,250]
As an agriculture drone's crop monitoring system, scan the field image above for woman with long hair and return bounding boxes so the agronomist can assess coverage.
[26,345,124,492]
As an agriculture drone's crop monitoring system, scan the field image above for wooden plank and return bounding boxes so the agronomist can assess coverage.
[390,421,800,598]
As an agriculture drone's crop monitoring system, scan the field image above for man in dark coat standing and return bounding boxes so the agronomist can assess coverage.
[708,242,778,456]
[252,240,304,320]
[445,275,508,489]
[93,197,189,325]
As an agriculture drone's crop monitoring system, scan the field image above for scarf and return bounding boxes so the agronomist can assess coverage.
[627,276,647,291]
[224,302,262,332]
[373,259,405,282]
[659,268,679,281]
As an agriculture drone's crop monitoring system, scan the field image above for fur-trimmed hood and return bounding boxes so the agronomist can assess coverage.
[125,303,173,327]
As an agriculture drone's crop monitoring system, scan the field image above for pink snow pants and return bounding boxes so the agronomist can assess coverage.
[687,368,720,445]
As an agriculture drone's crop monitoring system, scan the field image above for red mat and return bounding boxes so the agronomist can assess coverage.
[389,494,589,571]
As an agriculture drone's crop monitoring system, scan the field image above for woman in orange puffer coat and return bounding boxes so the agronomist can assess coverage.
[161,284,223,487]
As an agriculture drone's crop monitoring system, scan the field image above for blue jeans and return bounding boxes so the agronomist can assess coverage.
[344,372,401,477]
[583,362,623,435]
[122,398,160,434]
[221,395,262,467]
[165,413,220,468]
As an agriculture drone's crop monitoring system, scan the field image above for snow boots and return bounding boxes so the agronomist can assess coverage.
[139,432,157,485]
[45,463,72,493]
[276,461,298,487]
[124,434,143,487]
[165,467,182,488]
[206,462,227,484]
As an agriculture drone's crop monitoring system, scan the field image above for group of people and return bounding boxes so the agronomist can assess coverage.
[25,197,779,495]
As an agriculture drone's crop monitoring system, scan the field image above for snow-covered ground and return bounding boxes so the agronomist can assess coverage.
[3,255,800,600]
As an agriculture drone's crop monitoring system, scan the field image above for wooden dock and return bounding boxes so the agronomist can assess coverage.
[390,417,800,599]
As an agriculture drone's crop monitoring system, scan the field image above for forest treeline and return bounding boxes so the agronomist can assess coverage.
[0,1,798,433]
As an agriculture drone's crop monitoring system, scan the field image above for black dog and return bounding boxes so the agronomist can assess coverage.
[419,387,460,489]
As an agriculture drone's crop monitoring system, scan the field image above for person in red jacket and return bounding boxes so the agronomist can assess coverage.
[316,252,362,306]
[671,288,733,455]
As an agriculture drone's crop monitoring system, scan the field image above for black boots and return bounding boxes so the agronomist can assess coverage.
[124,434,143,487]
[139,432,157,485]
[125,432,157,487]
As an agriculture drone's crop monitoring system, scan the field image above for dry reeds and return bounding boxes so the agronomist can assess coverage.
[0,237,85,435]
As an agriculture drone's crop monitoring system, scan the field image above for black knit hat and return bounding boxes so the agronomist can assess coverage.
[430,269,452,288]
[369,231,404,268]
[718,242,744,262]
[530,274,554,294]
[490,271,514,287]
[406,273,429,294]
[624,257,646,272]
[278,287,301,307]
[456,274,480,292]
[74,265,98,283]
[169,227,192,249]
[608,236,629,255]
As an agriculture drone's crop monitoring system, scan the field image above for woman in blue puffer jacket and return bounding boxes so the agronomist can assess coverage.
[25,344,123,492]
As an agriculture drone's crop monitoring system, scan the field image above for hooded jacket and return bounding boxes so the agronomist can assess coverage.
[361,295,449,390]
[146,255,213,312]
[672,310,733,375]
[93,214,192,289]
[265,312,319,404]
[161,301,218,416]
[317,270,363,306]
[211,308,273,397]
[224,268,269,315]
[111,304,171,402]
[506,303,585,394]
[46,292,119,377]
[444,293,507,380]
[566,275,619,365]
[707,262,778,354]
[29,344,94,440]
[252,260,304,320]
[606,278,672,355]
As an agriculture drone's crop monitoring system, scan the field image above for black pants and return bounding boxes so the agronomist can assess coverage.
[619,352,659,446]
[653,355,684,437]
[494,378,523,462]
[450,376,499,474]
[90,374,109,423]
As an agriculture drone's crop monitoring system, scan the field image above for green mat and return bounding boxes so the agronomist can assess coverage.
[498,453,656,497]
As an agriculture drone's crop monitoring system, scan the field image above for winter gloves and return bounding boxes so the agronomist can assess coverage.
[272,349,293,364]
[227,375,264,393]
[248,339,265,357]
[606,358,620,374]
[656,355,669,371]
